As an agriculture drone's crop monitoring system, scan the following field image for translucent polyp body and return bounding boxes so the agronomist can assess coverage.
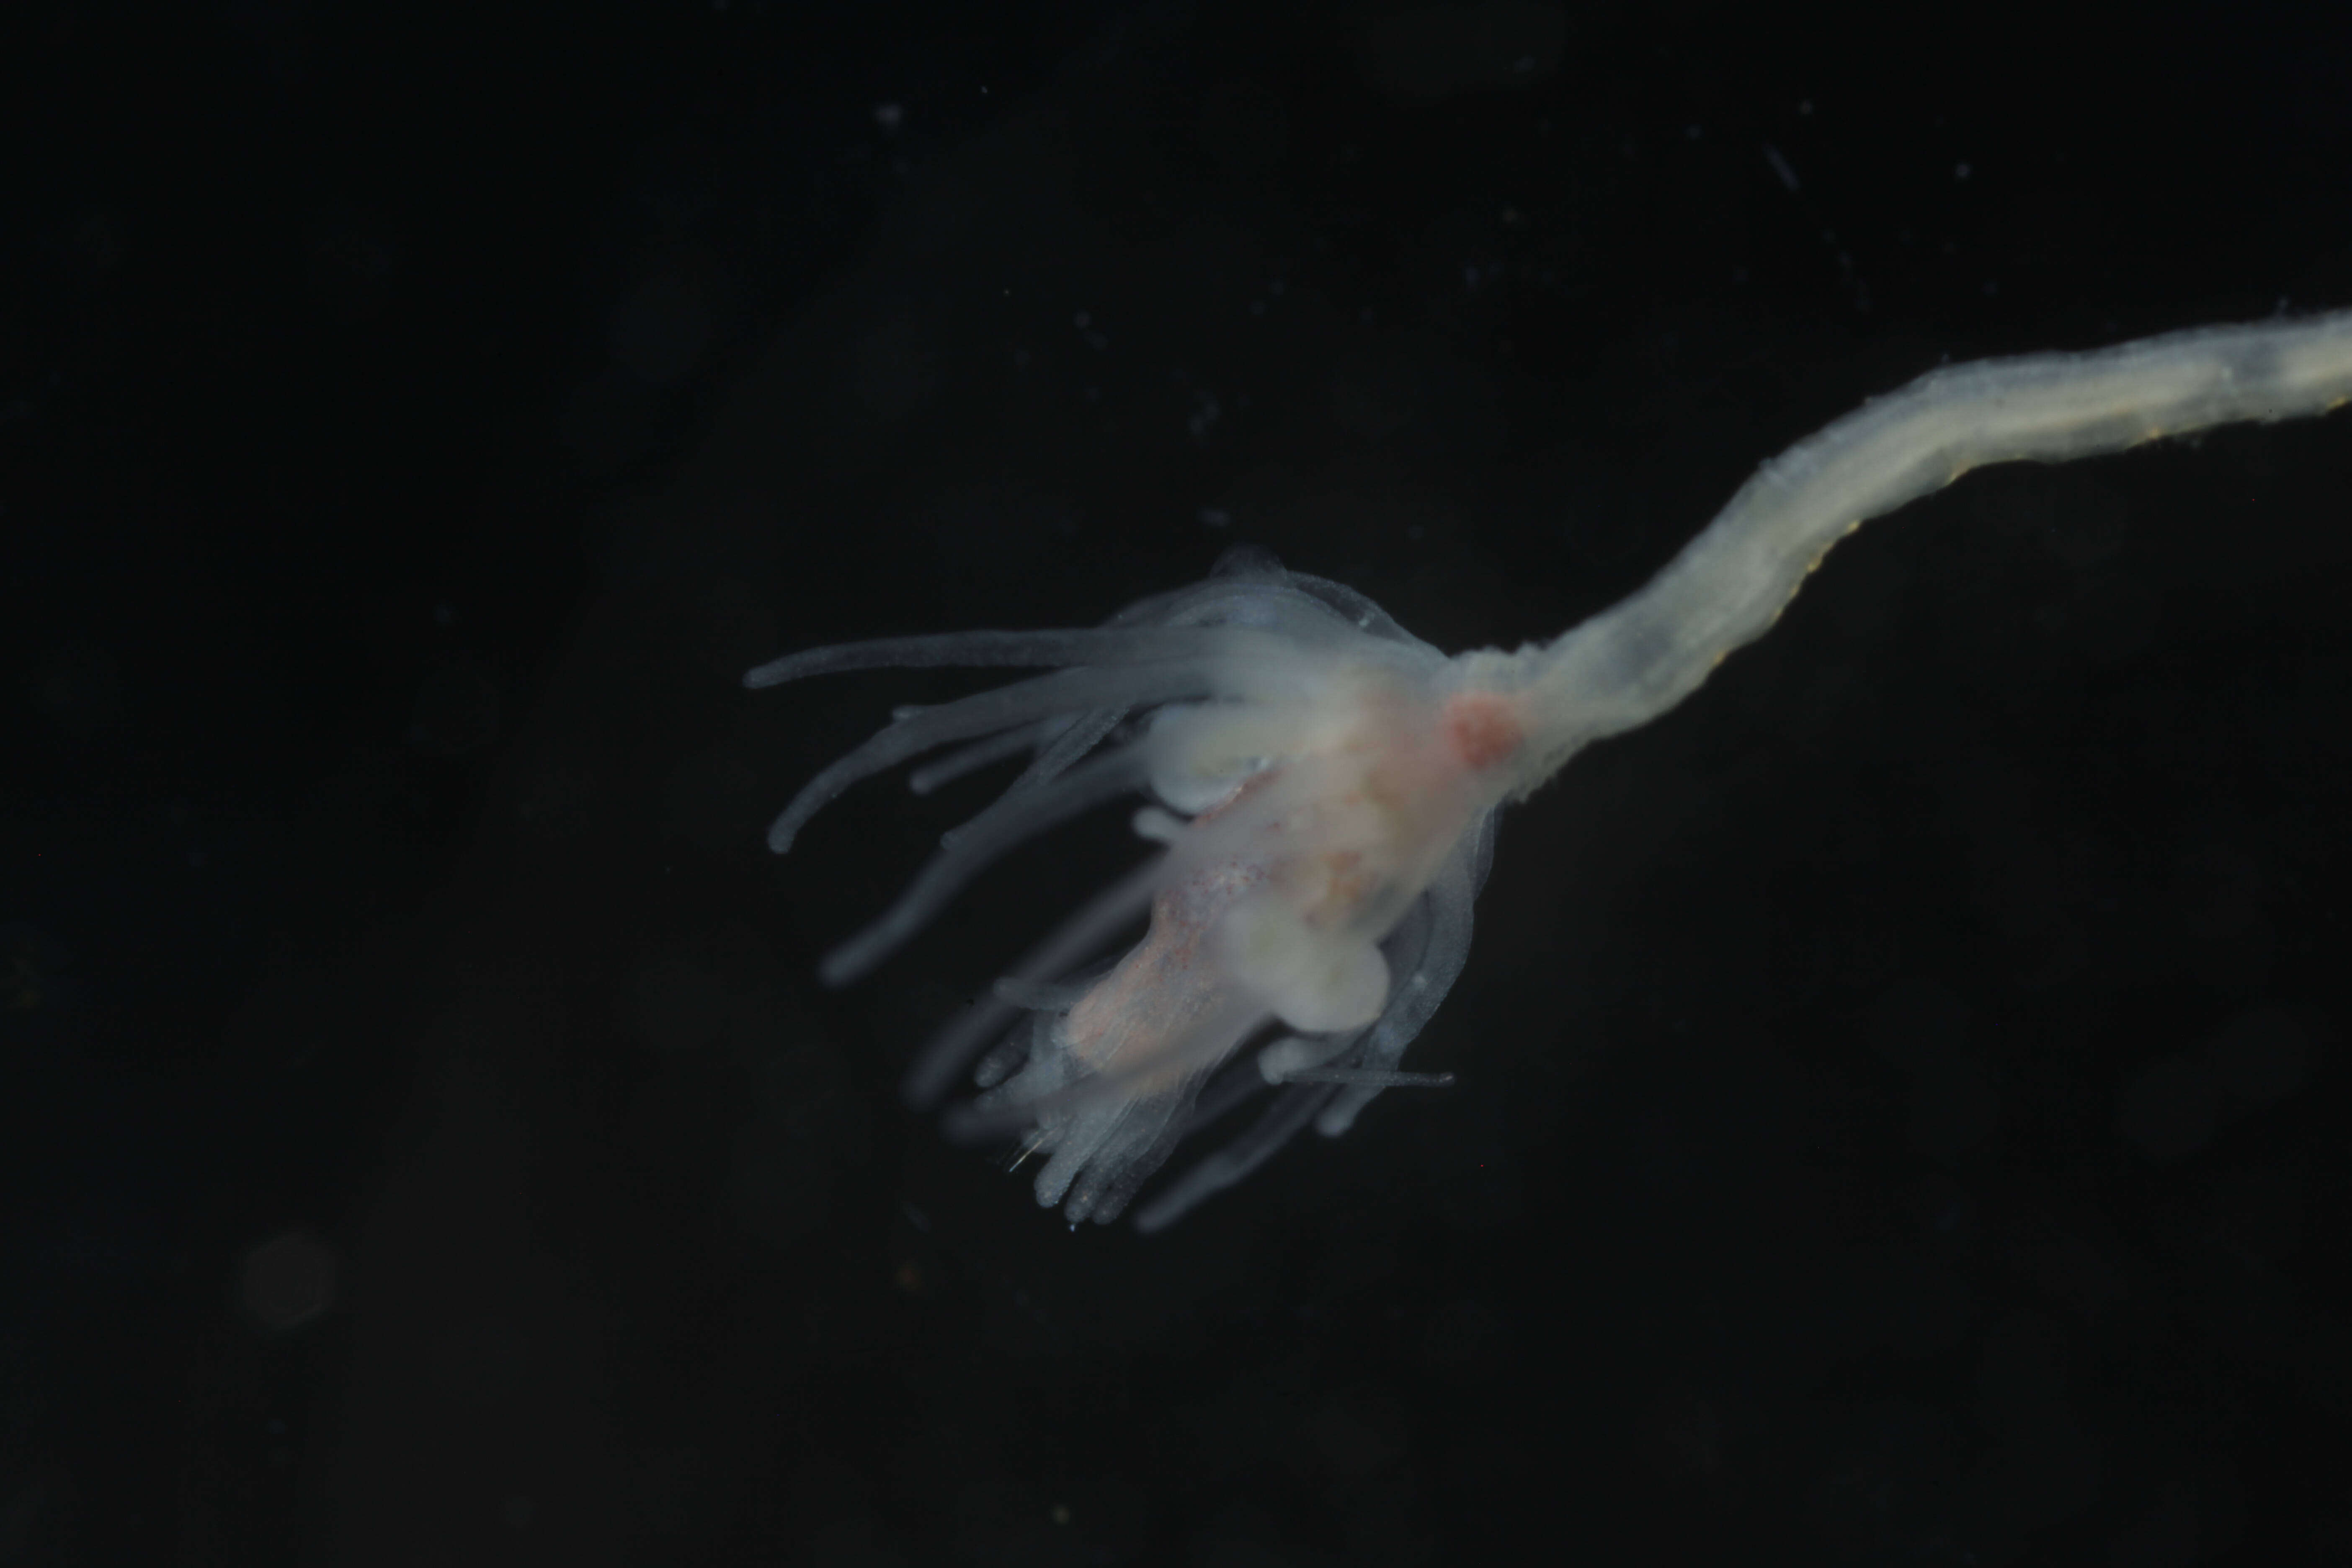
[746,548,1508,1228]
[750,308,2352,1229]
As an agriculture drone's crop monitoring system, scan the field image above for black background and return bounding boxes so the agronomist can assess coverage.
[8,1,2352,1563]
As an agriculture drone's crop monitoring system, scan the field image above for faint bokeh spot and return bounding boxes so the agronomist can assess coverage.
[240,1230,337,1331]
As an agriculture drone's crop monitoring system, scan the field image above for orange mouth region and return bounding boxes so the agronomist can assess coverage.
[1441,691,1522,772]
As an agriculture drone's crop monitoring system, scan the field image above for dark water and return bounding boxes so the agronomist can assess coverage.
[8,2,2350,1561]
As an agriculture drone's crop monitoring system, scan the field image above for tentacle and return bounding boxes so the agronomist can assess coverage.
[907,719,1058,796]
[820,745,1156,985]
[1131,1082,1338,1234]
[765,660,1218,853]
[900,856,1165,1110]
[743,625,1225,688]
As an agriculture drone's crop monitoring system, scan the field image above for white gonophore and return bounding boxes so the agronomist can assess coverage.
[748,308,2352,1230]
